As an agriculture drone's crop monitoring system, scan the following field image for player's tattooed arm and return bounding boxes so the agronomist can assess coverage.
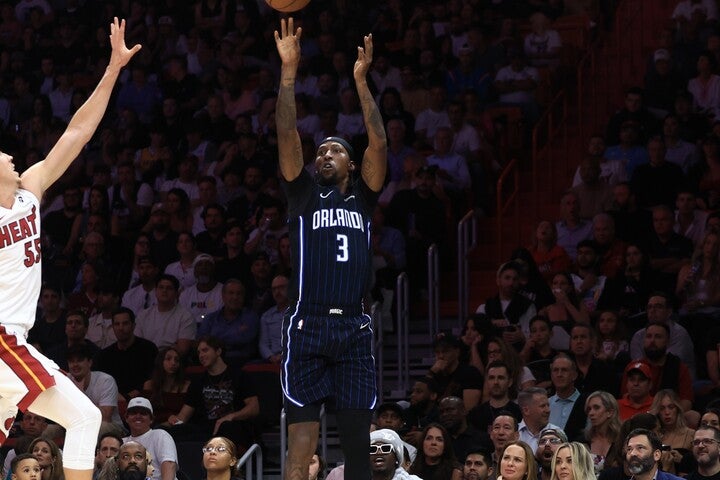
[274,17,304,181]
[354,34,387,192]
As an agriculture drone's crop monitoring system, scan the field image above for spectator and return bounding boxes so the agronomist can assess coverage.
[663,114,699,174]
[555,191,593,261]
[407,423,463,480]
[468,361,523,433]
[141,347,189,427]
[96,307,158,401]
[86,281,120,349]
[569,324,617,397]
[593,311,630,365]
[630,137,684,209]
[523,12,561,68]
[109,161,154,237]
[167,336,259,452]
[93,433,122,480]
[650,389,696,476]
[548,355,586,441]
[426,333,484,411]
[571,240,607,314]
[623,428,683,480]
[584,391,623,472]
[196,204,227,258]
[539,273,590,351]
[605,87,658,146]
[121,256,159,316]
[535,428,567,480]
[29,437,63,480]
[592,213,627,279]
[493,47,540,123]
[439,396,492,463]
[135,274,196,357]
[28,283,66,353]
[687,426,720,480]
[519,316,556,387]
[414,85,450,144]
[549,442,595,480]
[644,50,685,117]
[674,190,708,249]
[403,378,441,447]
[496,441,538,480]
[258,274,288,364]
[688,51,720,121]
[164,232,200,291]
[45,309,100,371]
[200,437,241,480]
[122,398,178,480]
[144,203,179,272]
[178,254,224,325]
[571,135,626,187]
[367,428,422,480]
[243,199,288,265]
[517,387,561,452]
[689,135,720,211]
[529,221,571,284]
[618,362,655,421]
[607,182,653,245]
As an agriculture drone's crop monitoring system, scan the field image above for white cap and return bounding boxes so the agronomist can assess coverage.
[126,397,153,414]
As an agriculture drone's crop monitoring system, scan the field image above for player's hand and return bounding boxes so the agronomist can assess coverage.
[108,17,142,70]
[274,17,302,66]
[354,34,373,82]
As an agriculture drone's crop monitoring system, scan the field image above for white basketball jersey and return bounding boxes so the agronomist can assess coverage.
[0,189,42,333]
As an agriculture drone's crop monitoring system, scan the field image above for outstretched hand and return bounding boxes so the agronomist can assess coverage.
[274,17,302,66]
[354,34,373,81]
[108,17,142,69]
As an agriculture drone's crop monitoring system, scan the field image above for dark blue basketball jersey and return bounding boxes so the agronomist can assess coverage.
[283,169,378,311]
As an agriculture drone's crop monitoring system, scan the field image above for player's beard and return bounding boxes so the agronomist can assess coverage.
[316,170,338,186]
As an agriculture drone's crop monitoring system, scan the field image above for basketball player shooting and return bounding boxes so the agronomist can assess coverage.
[0,17,139,480]
[275,17,387,480]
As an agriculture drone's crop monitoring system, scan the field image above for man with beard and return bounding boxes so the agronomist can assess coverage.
[623,321,693,412]
[625,428,683,480]
[368,429,423,480]
[463,449,493,480]
[439,396,492,462]
[467,361,522,432]
[489,412,519,480]
[116,441,149,480]
[122,398,177,480]
[403,377,441,447]
[688,426,720,480]
[534,428,568,480]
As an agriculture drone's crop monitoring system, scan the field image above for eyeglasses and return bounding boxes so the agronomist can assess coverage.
[202,445,229,453]
[369,444,394,455]
[692,439,719,447]
[539,437,563,445]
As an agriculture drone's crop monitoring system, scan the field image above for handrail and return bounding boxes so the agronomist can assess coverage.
[371,301,383,403]
[457,211,477,324]
[396,272,410,394]
[495,158,520,263]
[280,404,327,477]
[236,443,262,480]
[531,89,568,210]
[427,244,439,336]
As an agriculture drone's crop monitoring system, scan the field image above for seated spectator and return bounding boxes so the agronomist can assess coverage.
[67,343,124,436]
[368,429,422,480]
[555,191,593,261]
[157,189,194,237]
[663,114,699,174]
[569,324,617,396]
[676,232,720,339]
[617,361,654,421]
[643,49,686,118]
[28,283,66,353]
[121,256,159,316]
[592,213,627,279]
[135,274,196,357]
[672,0,719,27]
[92,433,122,480]
[584,391,623,473]
[478,336,536,397]
[468,361,523,433]
[493,47,540,123]
[414,85,450,145]
[523,12,561,68]
[426,333,485,411]
[606,182,653,245]
[29,437,64,480]
[370,207,406,326]
[122,398,178,480]
[529,220,571,284]
[402,378,441,447]
[96,307,158,401]
[197,279,259,367]
[245,252,274,315]
[629,293,696,380]
[688,51,720,121]
[109,161,154,237]
[548,355,587,441]
[164,232,200,291]
[605,87,658,146]
[572,135,626,187]
[1,412,52,475]
[594,311,630,366]
[510,248,554,309]
[407,423,463,479]
[572,240,607,314]
[650,389,696,476]
[646,205,693,292]
[605,122,650,180]
[215,221,250,284]
[675,190,708,249]
[243,199,288,266]
[144,203,180,272]
[178,254,224,325]
[142,347,190,427]
[167,336,260,452]
[195,204,228,258]
[518,387,561,452]
[540,273,590,351]
[258,274,288,365]
[86,281,120,350]
[519,316,556,388]
[439,396,492,463]
[427,126,472,213]
[689,135,720,211]
[535,427,567,480]
[45,309,100,371]
[630,136,685,210]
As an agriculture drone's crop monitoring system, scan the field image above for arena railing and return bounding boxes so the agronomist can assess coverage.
[395,272,410,396]
[236,443,262,480]
[457,211,478,323]
[427,244,440,336]
[495,158,520,263]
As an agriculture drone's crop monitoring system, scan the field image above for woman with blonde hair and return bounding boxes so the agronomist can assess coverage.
[497,441,537,480]
[584,390,622,472]
[550,442,595,480]
[650,389,696,475]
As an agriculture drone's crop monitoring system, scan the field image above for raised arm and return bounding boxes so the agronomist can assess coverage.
[274,18,304,182]
[355,34,387,192]
[21,18,141,198]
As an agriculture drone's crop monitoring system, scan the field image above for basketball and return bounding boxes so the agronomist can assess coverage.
[265,0,310,12]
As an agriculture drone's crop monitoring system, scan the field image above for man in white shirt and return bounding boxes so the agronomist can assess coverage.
[123,397,178,480]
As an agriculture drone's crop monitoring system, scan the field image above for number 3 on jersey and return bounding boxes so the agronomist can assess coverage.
[23,238,41,267]
[336,234,348,262]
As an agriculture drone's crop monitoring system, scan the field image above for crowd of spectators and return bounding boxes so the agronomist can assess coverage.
[9,0,720,478]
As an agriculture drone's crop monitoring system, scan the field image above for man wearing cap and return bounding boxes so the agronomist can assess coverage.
[618,361,654,421]
[375,402,418,463]
[123,397,178,480]
[197,278,259,367]
[135,274,196,357]
[644,49,685,117]
[121,256,159,316]
[535,428,568,480]
[517,387,562,452]
[427,333,484,410]
[275,19,387,480]
[96,307,158,400]
[178,253,224,325]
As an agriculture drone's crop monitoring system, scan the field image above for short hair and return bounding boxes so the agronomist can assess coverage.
[415,376,440,395]
[696,426,720,442]
[66,343,95,361]
[496,261,521,277]
[517,387,547,408]
[486,360,511,377]
[529,315,551,331]
[11,453,37,474]
[156,274,180,291]
[492,411,519,431]
[646,321,670,337]
[96,432,123,452]
[626,428,663,452]
[112,306,135,324]
[464,448,493,466]
[222,278,245,293]
[197,335,225,353]
[66,309,89,328]
[551,353,577,372]
[570,323,595,339]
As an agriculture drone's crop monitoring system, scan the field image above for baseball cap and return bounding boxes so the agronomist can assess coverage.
[376,402,404,417]
[127,397,154,414]
[653,49,670,63]
[193,253,215,266]
[433,332,462,350]
[624,361,652,380]
[539,427,568,443]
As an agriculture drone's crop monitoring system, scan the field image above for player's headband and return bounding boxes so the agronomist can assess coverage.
[320,136,355,162]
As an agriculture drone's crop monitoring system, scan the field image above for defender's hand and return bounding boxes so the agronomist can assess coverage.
[108,17,142,69]
[354,34,373,82]
[274,17,302,66]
